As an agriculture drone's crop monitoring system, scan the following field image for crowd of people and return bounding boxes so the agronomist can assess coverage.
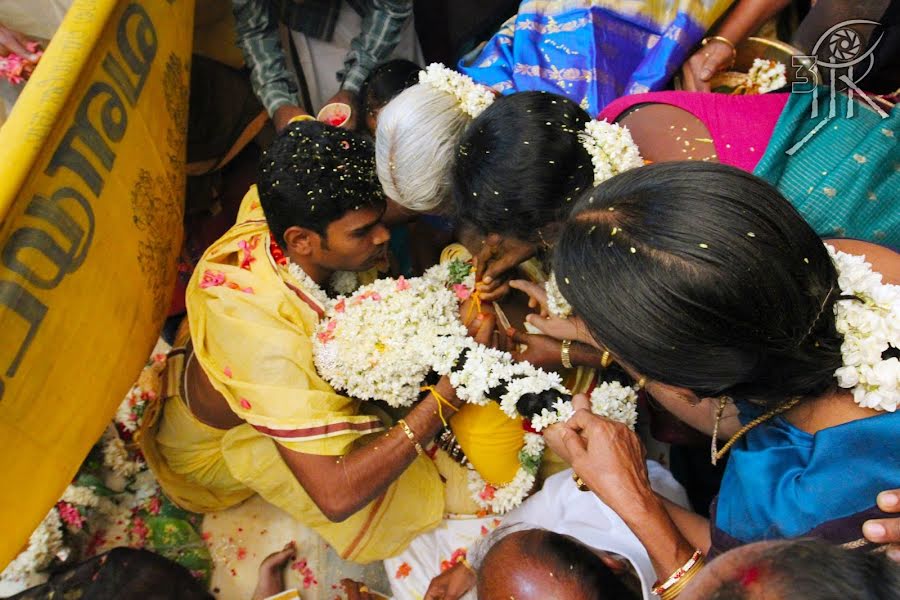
[2,0,899,598]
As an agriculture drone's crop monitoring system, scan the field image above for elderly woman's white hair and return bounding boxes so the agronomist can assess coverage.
[375,82,474,214]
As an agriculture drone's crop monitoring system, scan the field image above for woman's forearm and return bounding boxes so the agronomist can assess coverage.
[658,495,712,554]
[715,0,791,45]
[618,489,698,577]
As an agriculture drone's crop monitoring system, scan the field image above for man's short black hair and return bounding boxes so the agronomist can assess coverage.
[258,120,386,249]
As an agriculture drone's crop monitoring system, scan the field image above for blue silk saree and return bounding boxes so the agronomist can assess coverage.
[458,0,734,115]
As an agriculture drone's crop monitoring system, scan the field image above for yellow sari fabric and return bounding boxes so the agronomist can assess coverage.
[140,187,444,561]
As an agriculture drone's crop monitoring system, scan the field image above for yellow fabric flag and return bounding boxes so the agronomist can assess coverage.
[0,0,193,569]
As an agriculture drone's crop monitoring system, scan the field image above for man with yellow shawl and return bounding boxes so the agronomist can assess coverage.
[139,120,486,563]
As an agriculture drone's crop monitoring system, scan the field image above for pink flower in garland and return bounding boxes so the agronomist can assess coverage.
[57,502,85,531]
[396,276,411,291]
[452,284,471,301]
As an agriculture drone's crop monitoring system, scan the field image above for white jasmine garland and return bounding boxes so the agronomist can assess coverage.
[312,261,638,513]
[0,508,64,582]
[745,58,787,94]
[329,270,360,296]
[545,272,573,318]
[114,385,148,433]
[578,120,644,186]
[828,244,900,412]
[102,428,144,479]
[590,381,639,430]
[287,260,331,309]
[419,63,495,118]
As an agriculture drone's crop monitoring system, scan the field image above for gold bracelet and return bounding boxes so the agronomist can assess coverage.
[572,472,590,492]
[652,550,705,599]
[560,339,574,369]
[398,419,424,456]
[701,36,737,66]
[288,114,315,124]
[600,349,612,368]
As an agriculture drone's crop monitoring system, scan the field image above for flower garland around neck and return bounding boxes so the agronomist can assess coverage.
[419,63,496,118]
[270,235,360,306]
[828,244,900,412]
[312,259,639,513]
[579,120,644,186]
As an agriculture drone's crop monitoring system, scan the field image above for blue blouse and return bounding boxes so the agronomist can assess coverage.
[711,402,900,554]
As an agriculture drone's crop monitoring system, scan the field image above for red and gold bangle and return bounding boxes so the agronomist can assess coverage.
[652,550,706,599]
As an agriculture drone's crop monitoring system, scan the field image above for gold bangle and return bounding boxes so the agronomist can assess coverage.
[652,550,705,599]
[600,350,612,368]
[701,36,737,65]
[288,114,315,124]
[398,419,424,456]
[560,339,574,369]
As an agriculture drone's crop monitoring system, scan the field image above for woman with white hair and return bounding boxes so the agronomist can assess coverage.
[375,64,495,219]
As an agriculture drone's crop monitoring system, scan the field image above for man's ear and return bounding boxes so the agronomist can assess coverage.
[283,226,320,257]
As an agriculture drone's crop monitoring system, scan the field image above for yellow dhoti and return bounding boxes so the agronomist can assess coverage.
[139,350,443,563]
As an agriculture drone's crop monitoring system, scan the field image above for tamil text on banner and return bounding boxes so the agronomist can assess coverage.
[0,0,193,568]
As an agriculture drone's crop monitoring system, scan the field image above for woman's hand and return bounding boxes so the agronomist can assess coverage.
[546,394,653,513]
[508,280,594,346]
[423,561,477,600]
[863,489,900,562]
[680,38,734,92]
[508,328,564,370]
[508,279,550,317]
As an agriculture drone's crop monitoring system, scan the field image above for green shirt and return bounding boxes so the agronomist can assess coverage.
[232,0,413,115]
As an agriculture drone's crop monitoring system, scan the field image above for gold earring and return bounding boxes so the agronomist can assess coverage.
[636,377,647,390]
[600,350,612,368]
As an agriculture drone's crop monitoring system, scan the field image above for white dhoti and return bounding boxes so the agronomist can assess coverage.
[386,462,691,600]
[289,1,424,113]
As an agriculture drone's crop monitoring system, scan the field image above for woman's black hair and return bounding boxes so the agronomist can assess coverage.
[360,59,421,114]
[709,539,900,600]
[452,91,593,242]
[553,162,844,407]
[258,120,385,249]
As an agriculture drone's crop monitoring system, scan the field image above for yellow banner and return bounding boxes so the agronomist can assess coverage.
[0,0,193,568]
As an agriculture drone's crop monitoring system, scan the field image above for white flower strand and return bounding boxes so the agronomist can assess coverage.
[590,381,639,430]
[329,270,360,296]
[419,63,495,118]
[745,58,787,94]
[578,120,644,186]
[828,244,900,412]
[1,509,64,582]
[287,260,331,309]
[545,272,573,318]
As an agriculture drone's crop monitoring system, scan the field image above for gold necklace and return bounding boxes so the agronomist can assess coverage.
[711,396,802,465]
